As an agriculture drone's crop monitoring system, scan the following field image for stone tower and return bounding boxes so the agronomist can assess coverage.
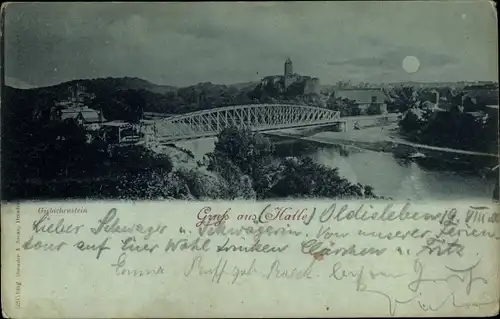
[284,58,293,77]
[284,58,293,88]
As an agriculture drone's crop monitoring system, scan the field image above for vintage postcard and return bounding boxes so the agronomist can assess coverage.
[1,1,499,318]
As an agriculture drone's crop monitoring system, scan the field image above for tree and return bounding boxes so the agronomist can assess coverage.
[112,170,180,200]
[110,145,173,175]
[327,96,360,116]
[399,107,431,135]
[208,126,274,178]
[112,89,146,123]
[397,88,497,153]
[366,103,381,115]
[205,127,276,197]
[32,90,57,123]
[417,88,439,105]
[266,157,374,199]
[386,85,419,113]
[477,114,499,153]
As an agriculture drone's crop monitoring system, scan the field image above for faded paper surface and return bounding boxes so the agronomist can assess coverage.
[1,201,499,318]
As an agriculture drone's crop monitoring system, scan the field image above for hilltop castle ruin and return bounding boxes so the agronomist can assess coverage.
[261,58,320,95]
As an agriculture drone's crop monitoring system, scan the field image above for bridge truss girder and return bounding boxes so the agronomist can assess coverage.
[154,104,341,142]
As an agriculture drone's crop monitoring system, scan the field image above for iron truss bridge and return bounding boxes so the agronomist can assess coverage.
[149,104,342,142]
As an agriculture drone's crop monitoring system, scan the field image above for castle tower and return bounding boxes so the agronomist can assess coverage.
[284,58,293,88]
[284,58,293,77]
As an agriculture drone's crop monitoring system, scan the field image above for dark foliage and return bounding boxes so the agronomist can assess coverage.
[1,93,173,199]
[206,127,379,200]
[387,84,498,154]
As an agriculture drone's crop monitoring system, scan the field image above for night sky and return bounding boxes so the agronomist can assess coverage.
[3,1,498,88]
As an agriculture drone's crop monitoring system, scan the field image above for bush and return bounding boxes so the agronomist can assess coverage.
[266,157,372,199]
[204,128,378,200]
[208,126,274,178]
[175,168,227,200]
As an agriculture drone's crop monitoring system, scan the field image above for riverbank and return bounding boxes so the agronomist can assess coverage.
[267,124,398,153]
[267,124,498,158]
[148,124,496,201]
[266,124,499,179]
[271,138,497,201]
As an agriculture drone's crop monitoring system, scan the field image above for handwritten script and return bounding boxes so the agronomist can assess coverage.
[3,201,499,317]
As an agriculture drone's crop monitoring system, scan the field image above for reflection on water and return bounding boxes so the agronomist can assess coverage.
[313,146,494,201]
[273,140,496,201]
[176,138,216,160]
[177,137,495,201]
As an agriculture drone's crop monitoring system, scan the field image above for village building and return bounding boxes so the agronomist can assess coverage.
[50,83,106,130]
[57,106,106,130]
[332,88,388,114]
[100,121,145,144]
[460,88,499,121]
[485,104,499,116]
[463,86,499,107]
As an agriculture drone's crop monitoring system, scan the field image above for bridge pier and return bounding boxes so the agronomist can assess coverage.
[141,122,158,147]
[334,121,347,132]
[338,144,350,156]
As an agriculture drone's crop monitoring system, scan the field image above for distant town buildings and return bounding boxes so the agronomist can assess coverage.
[463,87,499,108]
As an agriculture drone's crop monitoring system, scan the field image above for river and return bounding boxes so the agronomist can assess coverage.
[311,146,495,201]
[175,135,496,201]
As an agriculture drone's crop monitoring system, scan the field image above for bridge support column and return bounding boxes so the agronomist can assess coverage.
[339,144,349,155]
[334,121,347,132]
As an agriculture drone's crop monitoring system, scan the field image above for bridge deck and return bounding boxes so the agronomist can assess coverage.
[155,121,344,143]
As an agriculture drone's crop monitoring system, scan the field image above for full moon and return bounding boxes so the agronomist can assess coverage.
[402,56,420,73]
